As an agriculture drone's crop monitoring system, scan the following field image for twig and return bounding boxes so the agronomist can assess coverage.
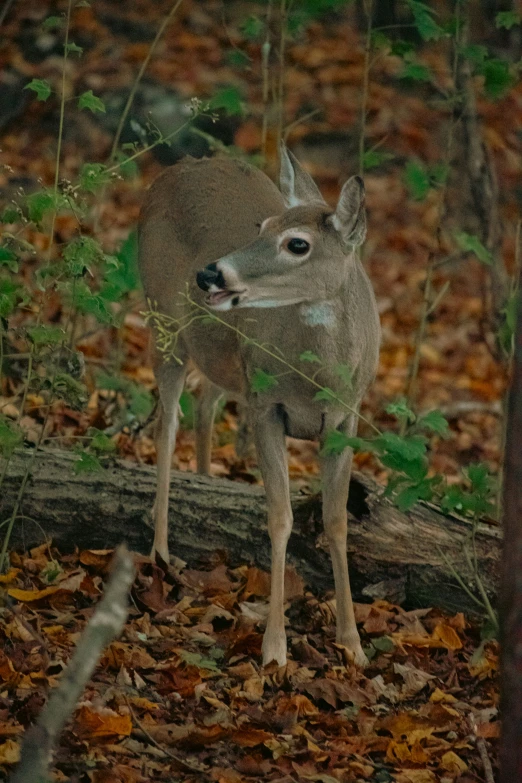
[109,0,183,162]
[477,737,496,783]
[11,546,135,783]
[358,0,374,176]
[124,696,207,774]
[0,0,15,28]
[275,0,288,153]
[261,0,273,161]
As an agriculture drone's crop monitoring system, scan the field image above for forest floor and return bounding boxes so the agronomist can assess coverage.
[1,0,517,779]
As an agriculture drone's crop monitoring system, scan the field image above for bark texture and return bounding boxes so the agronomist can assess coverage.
[1,448,500,613]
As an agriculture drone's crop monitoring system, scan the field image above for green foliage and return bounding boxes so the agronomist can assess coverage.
[454,232,492,265]
[406,0,444,41]
[27,325,64,346]
[90,429,116,453]
[100,231,140,301]
[26,189,66,224]
[0,278,26,317]
[210,87,245,116]
[299,350,322,364]
[404,160,430,200]
[496,11,521,30]
[314,387,337,403]
[241,15,264,40]
[441,463,496,519]
[399,62,432,82]
[58,280,115,324]
[24,79,52,101]
[96,374,155,422]
[74,450,103,473]
[363,149,394,170]
[63,236,114,276]
[251,368,278,393]
[416,409,450,437]
[64,41,83,56]
[479,57,513,99]
[0,246,18,273]
[79,163,111,193]
[78,90,106,114]
[42,15,63,30]
[0,417,23,458]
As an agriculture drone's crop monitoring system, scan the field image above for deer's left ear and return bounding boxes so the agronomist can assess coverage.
[331,175,366,247]
[279,143,326,208]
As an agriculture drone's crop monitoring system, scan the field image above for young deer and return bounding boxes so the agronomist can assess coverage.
[139,146,380,667]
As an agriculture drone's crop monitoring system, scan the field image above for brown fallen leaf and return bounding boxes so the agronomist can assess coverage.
[102,642,156,671]
[75,706,132,739]
[8,585,61,602]
[441,750,468,773]
[0,739,20,765]
[276,694,319,717]
[432,623,463,650]
[231,727,272,747]
[184,564,232,596]
[304,678,371,709]
[395,771,437,783]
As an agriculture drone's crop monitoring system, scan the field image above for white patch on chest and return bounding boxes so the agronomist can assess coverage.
[300,301,337,328]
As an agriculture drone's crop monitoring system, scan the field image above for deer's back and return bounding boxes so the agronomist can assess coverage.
[139,156,285,319]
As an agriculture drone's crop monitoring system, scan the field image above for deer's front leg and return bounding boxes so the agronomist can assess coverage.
[320,416,368,668]
[253,407,292,667]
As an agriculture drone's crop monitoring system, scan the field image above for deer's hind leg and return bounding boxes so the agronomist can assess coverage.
[195,377,222,474]
[151,358,187,563]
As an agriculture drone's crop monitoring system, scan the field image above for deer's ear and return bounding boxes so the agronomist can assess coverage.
[331,175,366,247]
[279,143,325,207]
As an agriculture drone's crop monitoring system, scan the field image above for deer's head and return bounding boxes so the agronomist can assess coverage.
[196,145,366,311]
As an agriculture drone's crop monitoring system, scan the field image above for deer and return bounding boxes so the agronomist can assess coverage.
[138,145,381,667]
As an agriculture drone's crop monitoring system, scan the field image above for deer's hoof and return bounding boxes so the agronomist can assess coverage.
[150,545,170,565]
[262,630,287,667]
[336,636,369,668]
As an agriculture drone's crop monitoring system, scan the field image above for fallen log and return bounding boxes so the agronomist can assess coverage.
[1,448,500,614]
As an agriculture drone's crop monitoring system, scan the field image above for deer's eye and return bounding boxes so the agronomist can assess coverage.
[286,238,310,255]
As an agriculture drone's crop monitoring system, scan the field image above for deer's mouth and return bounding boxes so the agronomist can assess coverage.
[205,287,247,310]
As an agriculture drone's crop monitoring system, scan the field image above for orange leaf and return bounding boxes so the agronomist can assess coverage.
[441,750,468,773]
[0,739,20,765]
[432,623,463,650]
[8,586,60,602]
[0,568,20,584]
[231,728,272,747]
[75,706,132,738]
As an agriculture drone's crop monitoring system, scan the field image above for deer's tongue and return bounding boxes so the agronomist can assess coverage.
[207,290,230,306]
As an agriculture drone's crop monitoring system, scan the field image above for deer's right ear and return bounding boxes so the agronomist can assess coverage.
[331,175,367,248]
[279,144,325,208]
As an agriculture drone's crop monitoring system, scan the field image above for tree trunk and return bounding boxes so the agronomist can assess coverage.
[1,448,500,613]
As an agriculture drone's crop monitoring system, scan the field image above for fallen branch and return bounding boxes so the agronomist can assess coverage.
[1,448,500,615]
[11,545,135,783]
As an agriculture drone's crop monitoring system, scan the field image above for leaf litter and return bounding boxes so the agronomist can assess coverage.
[0,545,499,781]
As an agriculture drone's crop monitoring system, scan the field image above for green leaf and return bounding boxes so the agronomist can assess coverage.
[0,277,25,317]
[26,189,66,223]
[0,416,23,457]
[241,15,264,40]
[299,350,322,364]
[77,90,106,114]
[390,39,415,57]
[372,635,394,653]
[394,478,435,511]
[363,149,394,170]
[178,650,219,671]
[251,367,278,393]
[27,325,64,346]
[65,41,83,55]
[429,162,449,187]
[404,159,430,200]
[53,373,88,408]
[210,86,244,116]
[466,462,490,494]
[480,58,513,99]
[496,10,521,30]
[454,232,492,265]
[79,162,111,193]
[314,387,337,403]
[386,398,415,423]
[416,409,450,437]
[406,0,444,41]
[334,363,353,387]
[74,451,102,474]
[100,231,139,301]
[0,246,18,272]
[63,236,106,275]
[399,62,432,82]
[128,385,154,420]
[321,429,352,456]
[461,44,488,64]
[24,79,52,101]
[90,430,116,453]
[226,50,251,69]
[58,280,114,324]
[42,15,63,29]
[1,206,22,224]
[178,390,195,430]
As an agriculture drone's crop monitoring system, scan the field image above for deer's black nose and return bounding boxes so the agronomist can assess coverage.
[196,263,226,291]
